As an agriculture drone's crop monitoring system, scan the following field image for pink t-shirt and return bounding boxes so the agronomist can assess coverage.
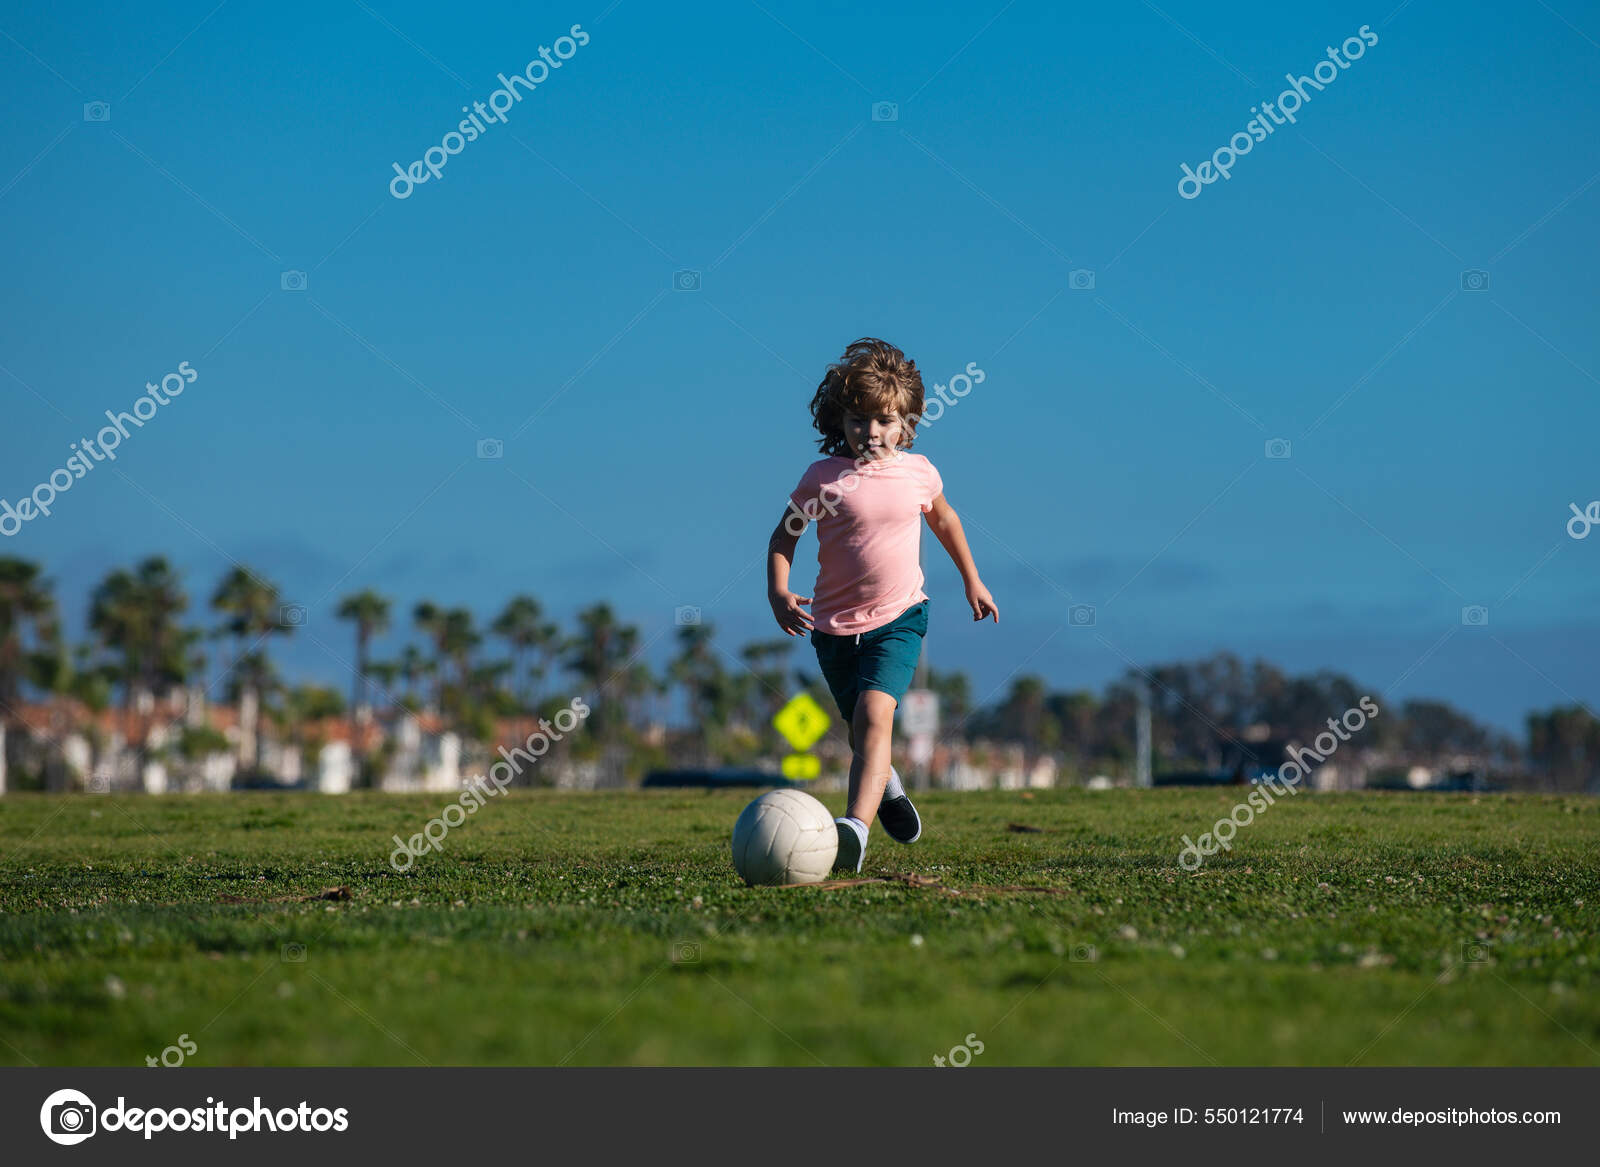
[786,451,944,636]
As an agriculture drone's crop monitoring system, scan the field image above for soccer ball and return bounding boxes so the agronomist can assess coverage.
[731,789,838,886]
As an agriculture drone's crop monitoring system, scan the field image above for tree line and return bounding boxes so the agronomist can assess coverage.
[0,555,1595,791]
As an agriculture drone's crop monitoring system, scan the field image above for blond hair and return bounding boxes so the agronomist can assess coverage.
[806,337,926,458]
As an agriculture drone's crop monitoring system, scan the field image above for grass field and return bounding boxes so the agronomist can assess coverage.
[1,787,1597,1066]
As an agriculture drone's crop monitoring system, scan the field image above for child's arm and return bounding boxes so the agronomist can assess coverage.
[924,494,999,623]
[766,512,815,636]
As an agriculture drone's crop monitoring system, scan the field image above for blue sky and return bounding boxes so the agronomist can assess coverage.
[2,0,1597,733]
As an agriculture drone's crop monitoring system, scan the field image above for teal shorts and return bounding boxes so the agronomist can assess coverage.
[811,600,929,724]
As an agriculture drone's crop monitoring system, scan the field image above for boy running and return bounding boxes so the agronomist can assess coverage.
[767,337,998,872]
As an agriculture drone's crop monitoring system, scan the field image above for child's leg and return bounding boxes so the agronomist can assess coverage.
[845,706,905,802]
[845,689,898,827]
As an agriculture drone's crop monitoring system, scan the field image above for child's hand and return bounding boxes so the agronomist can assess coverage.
[770,589,815,636]
[965,579,999,623]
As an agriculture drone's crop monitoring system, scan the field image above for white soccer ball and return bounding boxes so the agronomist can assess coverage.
[731,789,838,886]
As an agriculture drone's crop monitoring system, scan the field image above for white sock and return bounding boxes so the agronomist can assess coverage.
[836,816,869,849]
[883,765,906,801]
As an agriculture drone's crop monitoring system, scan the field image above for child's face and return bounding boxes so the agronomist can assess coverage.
[842,407,905,463]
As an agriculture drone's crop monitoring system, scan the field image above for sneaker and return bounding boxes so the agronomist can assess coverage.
[878,792,922,844]
[833,818,865,873]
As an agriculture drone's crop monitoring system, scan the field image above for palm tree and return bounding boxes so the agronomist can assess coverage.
[336,589,390,761]
[925,668,972,734]
[464,658,514,747]
[739,638,793,755]
[492,595,550,714]
[528,618,563,706]
[212,565,290,666]
[493,595,555,751]
[67,643,115,712]
[211,565,293,768]
[396,644,430,709]
[412,601,447,712]
[1046,688,1098,775]
[668,622,737,765]
[84,559,190,788]
[412,602,487,727]
[0,557,58,712]
[996,675,1051,767]
[0,558,60,792]
[618,656,661,742]
[88,557,190,712]
[439,608,480,694]
[563,604,639,756]
[226,650,282,710]
[366,660,401,706]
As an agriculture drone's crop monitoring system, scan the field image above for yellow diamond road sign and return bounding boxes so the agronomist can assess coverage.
[781,753,821,780]
[773,692,830,751]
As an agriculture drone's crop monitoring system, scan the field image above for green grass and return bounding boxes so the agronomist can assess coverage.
[1,788,1597,1066]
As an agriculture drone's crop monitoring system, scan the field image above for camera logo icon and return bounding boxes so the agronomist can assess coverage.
[1068,604,1096,627]
[872,101,899,122]
[279,604,307,627]
[671,939,701,963]
[1265,438,1292,459]
[1068,269,1096,291]
[87,774,110,794]
[1461,269,1490,292]
[675,605,702,626]
[280,270,307,292]
[1070,943,1098,962]
[1461,605,1489,626]
[476,438,504,460]
[281,942,307,963]
[40,1088,97,1145]
[83,101,111,122]
[1461,940,1490,964]
[673,269,701,292]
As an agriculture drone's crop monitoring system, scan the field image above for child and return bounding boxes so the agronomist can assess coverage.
[766,337,999,873]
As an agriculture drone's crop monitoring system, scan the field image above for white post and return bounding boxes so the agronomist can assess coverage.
[1136,678,1152,788]
[239,688,258,768]
[317,741,353,794]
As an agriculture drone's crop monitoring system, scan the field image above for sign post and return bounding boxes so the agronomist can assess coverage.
[773,692,831,783]
[900,689,939,789]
